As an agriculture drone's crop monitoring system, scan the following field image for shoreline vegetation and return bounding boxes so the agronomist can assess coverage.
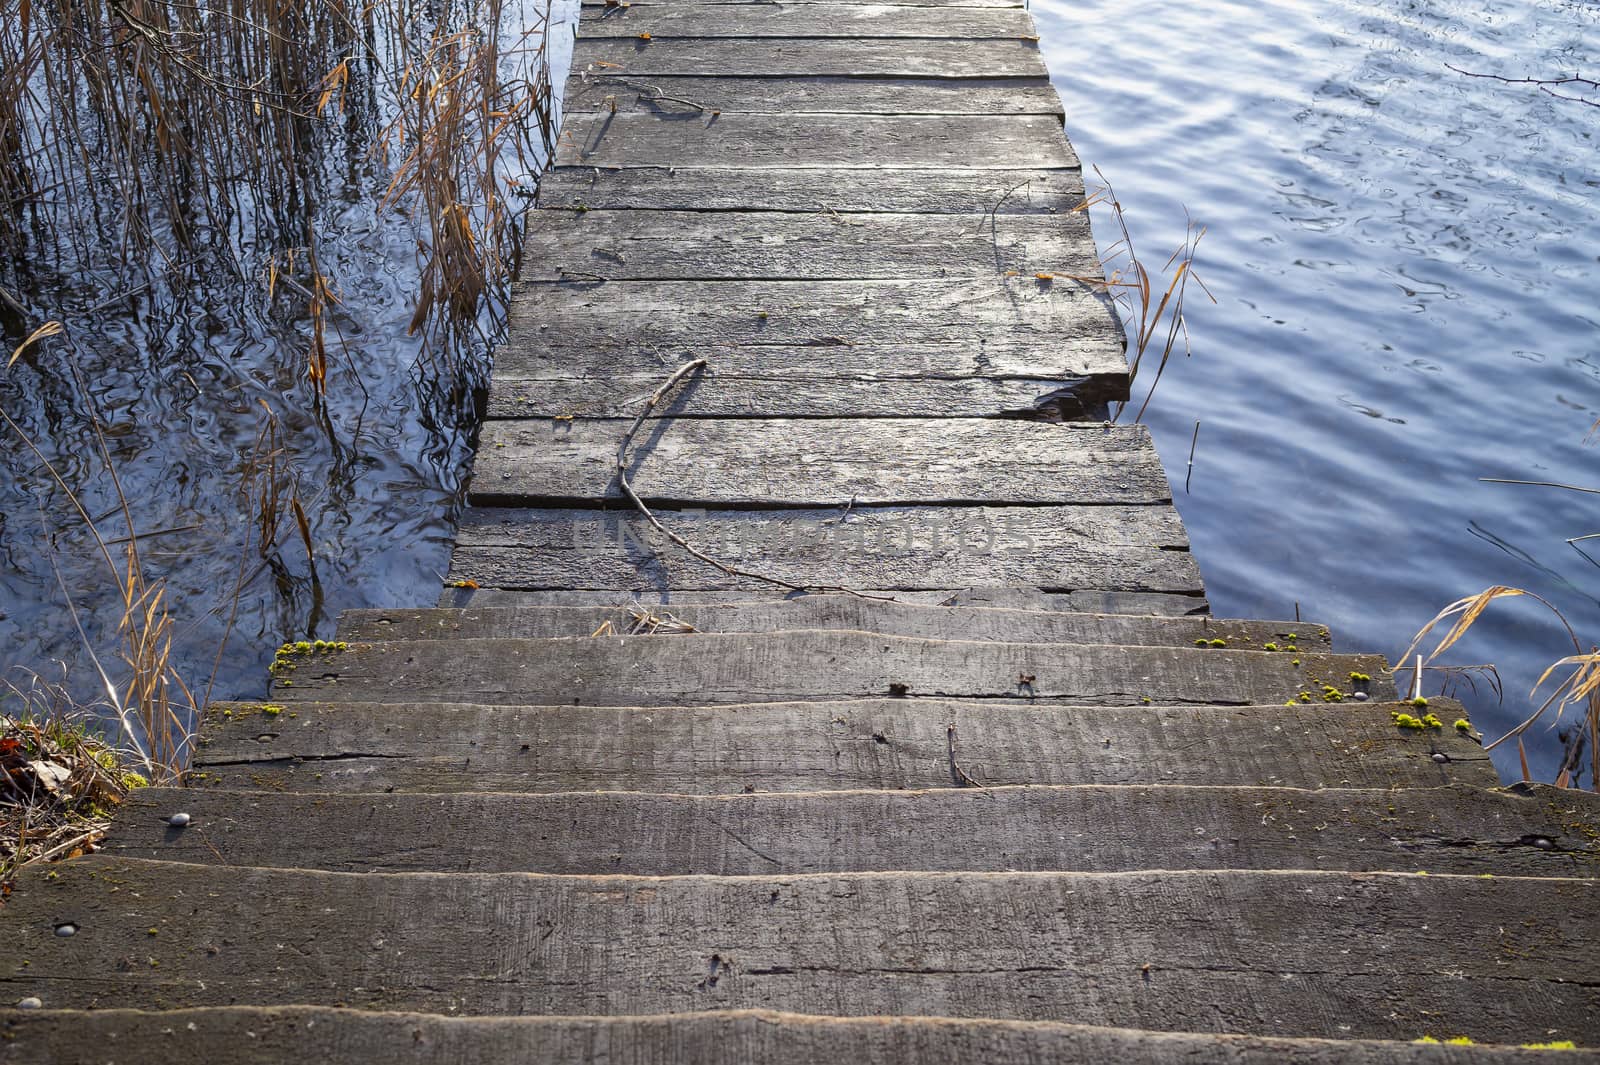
[0,0,559,826]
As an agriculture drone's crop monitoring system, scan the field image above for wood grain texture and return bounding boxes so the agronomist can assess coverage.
[490,276,1126,417]
[439,587,1210,616]
[486,374,1117,420]
[8,1008,1590,1065]
[7,857,1598,1044]
[265,630,1391,706]
[109,784,1597,876]
[446,505,1201,595]
[575,4,1038,38]
[468,420,1169,508]
[520,209,1099,282]
[538,166,1083,212]
[335,596,1325,648]
[556,113,1075,169]
[194,697,1497,794]
[499,277,1123,377]
[571,37,1048,78]
[561,75,1065,116]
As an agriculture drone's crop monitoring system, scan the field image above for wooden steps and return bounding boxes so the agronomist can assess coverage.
[443,586,1210,616]
[6,0,1599,1059]
[445,506,1203,599]
[192,698,1494,794]
[7,856,1600,1042]
[108,783,1598,877]
[10,1008,1593,1064]
[471,420,1170,507]
[265,630,1390,706]
[338,595,1321,645]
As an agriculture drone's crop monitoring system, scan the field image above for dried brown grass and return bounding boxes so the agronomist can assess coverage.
[1068,167,1214,422]
[1401,586,1599,790]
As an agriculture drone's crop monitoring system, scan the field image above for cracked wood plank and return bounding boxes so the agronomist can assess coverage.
[194,697,1496,794]
[520,209,1099,282]
[487,374,1115,420]
[7,856,1598,1044]
[445,505,1201,595]
[538,166,1083,212]
[571,38,1048,78]
[335,596,1325,648]
[561,75,1065,116]
[556,113,1075,170]
[108,784,1598,876]
[265,630,1391,706]
[469,420,1169,508]
[498,277,1122,381]
[7,1009,1587,1065]
[440,587,1210,615]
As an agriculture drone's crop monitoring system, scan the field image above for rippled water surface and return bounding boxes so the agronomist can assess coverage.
[1034,0,1600,778]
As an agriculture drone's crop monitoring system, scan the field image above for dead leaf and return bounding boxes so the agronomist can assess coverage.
[27,760,71,793]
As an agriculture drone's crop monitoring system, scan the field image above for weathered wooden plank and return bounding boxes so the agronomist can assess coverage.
[8,1009,1591,1065]
[446,505,1200,595]
[265,631,1390,706]
[562,75,1065,116]
[490,277,1126,417]
[557,113,1074,170]
[8,857,1598,1043]
[500,277,1121,377]
[572,38,1048,78]
[583,0,1030,7]
[469,420,1168,508]
[539,166,1082,212]
[194,698,1495,794]
[487,374,1115,420]
[337,597,1326,649]
[110,784,1596,877]
[520,210,1099,282]
[439,587,1211,616]
[932,586,1207,615]
[576,4,1038,38]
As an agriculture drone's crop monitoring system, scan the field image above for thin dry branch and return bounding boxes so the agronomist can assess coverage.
[612,360,891,602]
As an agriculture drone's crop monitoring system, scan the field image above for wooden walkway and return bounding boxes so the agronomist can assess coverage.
[6,0,1600,1060]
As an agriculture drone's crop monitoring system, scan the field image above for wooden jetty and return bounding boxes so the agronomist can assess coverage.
[6,0,1600,1059]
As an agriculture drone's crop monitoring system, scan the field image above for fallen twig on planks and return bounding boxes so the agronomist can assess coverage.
[946,723,985,788]
[612,359,892,601]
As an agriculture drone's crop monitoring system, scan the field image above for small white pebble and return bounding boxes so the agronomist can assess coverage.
[17,997,42,1010]
[54,924,76,938]
[1431,753,1449,764]
[166,813,192,828]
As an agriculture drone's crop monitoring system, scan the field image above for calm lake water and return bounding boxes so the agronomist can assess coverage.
[1,0,1593,784]
[1034,0,1600,779]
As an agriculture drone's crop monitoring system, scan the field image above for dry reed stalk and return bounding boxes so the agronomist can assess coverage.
[1401,585,1599,791]
[1064,168,1214,423]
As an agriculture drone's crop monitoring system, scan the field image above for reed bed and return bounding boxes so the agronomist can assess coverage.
[0,0,558,786]
[0,0,557,375]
